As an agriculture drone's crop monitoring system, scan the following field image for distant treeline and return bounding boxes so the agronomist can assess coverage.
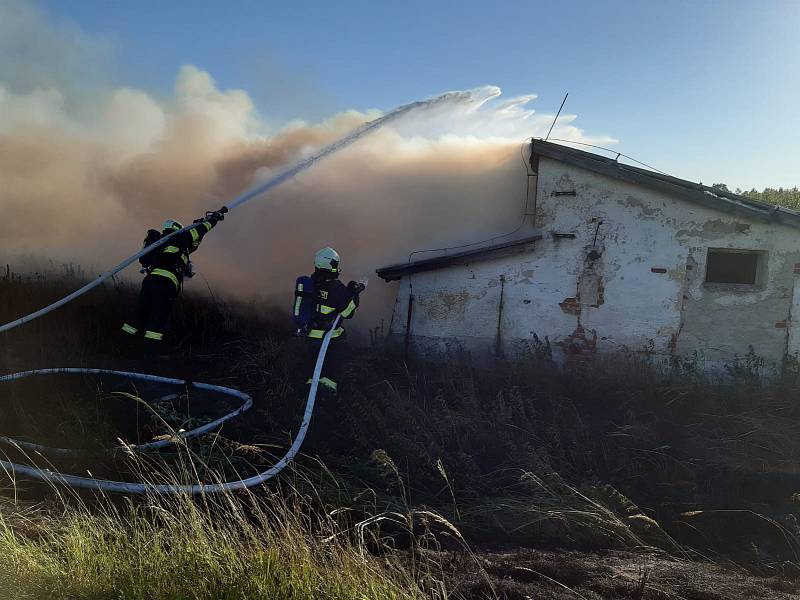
[712,182,800,211]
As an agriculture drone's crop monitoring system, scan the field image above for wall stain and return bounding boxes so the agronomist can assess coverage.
[555,173,576,194]
[557,324,598,363]
[417,290,469,321]
[676,219,751,239]
[702,219,751,234]
[623,194,660,217]
[519,269,535,284]
[667,332,678,354]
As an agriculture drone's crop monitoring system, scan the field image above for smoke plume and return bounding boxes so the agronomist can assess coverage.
[0,0,614,331]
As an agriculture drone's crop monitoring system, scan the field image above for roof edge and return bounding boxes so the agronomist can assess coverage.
[376,232,543,281]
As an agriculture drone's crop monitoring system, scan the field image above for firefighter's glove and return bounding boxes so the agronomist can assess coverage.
[347,281,366,295]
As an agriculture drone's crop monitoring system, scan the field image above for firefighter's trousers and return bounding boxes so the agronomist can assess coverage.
[305,337,344,393]
[121,274,178,342]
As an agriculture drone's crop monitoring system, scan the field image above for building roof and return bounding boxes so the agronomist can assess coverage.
[376,233,542,282]
[531,139,800,229]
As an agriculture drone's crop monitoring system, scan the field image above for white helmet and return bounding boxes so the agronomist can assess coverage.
[314,247,340,273]
[162,219,183,232]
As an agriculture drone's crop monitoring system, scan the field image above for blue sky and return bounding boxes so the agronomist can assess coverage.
[33,0,800,190]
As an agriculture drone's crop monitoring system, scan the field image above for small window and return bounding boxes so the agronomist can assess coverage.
[705,249,763,286]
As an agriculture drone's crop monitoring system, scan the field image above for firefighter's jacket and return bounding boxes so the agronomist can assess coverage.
[308,274,360,339]
[147,219,216,292]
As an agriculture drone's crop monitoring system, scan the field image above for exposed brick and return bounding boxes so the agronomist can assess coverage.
[559,297,581,316]
[651,267,667,274]
[775,321,788,328]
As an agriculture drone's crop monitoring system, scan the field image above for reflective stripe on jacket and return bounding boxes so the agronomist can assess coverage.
[308,326,345,339]
[306,274,359,338]
[150,268,180,290]
[146,220,215,291]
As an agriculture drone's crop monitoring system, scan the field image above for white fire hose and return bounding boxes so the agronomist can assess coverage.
[0,319,338,494]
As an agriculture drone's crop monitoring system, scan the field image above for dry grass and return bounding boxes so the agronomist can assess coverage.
[3,265,800,598]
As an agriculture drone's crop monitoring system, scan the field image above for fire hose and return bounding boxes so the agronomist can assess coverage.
[0,319,338,494]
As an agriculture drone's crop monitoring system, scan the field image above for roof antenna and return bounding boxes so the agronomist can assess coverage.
[545,92,569,141]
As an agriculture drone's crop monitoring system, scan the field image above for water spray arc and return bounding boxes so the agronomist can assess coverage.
[0,90,468,494]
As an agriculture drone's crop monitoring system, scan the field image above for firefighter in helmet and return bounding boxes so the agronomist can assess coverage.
[121,207,227,347]
[297,247,364,393]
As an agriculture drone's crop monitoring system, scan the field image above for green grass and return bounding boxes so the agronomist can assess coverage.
[0,487,426,600]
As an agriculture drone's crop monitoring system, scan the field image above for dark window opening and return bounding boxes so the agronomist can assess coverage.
[705,249,761,285]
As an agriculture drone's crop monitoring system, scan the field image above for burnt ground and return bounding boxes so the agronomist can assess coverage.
[437,548,800,600]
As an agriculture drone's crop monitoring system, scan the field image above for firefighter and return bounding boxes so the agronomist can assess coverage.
[121,208,226,347]
[298,247,364,394]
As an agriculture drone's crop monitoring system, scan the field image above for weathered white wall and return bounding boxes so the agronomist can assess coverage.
[387,157,800,373]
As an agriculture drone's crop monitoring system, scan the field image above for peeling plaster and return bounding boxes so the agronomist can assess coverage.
[576,245,605,309]
[559,297,581,316]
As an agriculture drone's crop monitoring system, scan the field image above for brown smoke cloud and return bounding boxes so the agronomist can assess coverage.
[0,0,614,332]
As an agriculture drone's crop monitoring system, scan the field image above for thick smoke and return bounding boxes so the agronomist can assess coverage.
[0,0,613,331]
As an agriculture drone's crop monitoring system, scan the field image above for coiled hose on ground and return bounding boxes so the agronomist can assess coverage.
[0,322,336,494]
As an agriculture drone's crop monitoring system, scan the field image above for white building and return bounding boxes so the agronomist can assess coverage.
[376,140,800,374]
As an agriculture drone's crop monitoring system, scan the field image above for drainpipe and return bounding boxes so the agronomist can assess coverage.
[404,283,414,359]
[495,275,506,358]
[528,148,540,229]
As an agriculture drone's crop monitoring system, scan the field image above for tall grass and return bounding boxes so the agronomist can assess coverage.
[0,266,429,599]
[0,483,428,600]
[5,264,800,590]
